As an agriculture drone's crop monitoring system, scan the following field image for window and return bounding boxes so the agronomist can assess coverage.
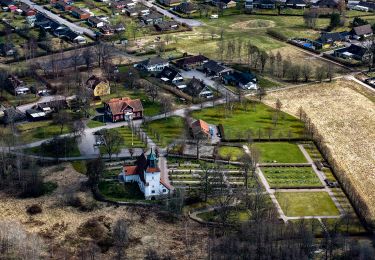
[151,190,155,194]
[152,176,154,180]
[162,189,166,192]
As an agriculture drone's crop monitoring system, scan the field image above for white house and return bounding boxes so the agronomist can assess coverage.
[119,151,172,200]
[137,57,169,72]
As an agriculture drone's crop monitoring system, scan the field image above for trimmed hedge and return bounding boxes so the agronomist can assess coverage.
[266,29,288,42]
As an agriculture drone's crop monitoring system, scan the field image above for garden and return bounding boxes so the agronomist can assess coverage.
[261,166,323,189]
[253,142,306,163]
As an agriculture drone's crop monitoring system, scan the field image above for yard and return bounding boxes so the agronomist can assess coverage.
[16,120,71,143]
[253,142,307,163]
[261,167,323,189]
[276,191,340,217]
[98,181,145,201]
[143,116,185,147]
[100,126,147,150]
[191,101,304,140]
[218,146,244,161]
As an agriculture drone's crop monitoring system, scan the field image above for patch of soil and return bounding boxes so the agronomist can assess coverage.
[229,19,275,29]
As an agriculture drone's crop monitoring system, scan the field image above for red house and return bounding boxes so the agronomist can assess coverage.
[18,3,36,16]
[71,7,90,19]
[104,97,144,122]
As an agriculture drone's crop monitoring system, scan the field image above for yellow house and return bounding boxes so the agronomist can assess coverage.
[86,75,110,97]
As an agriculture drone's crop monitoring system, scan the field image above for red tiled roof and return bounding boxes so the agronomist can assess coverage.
[146,167,160,173]
[124,165,137,176]
[191,119,210,134]
[160,179,172,190]
[105,97,143,116]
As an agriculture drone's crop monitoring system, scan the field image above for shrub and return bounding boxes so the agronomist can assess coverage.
[266,29,288,41]
[26,204,42,215]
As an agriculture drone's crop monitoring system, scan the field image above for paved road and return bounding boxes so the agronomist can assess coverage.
[17,95,72,113]
[20,0,96,37]
[140,0,203,27]
[345,74,375,93]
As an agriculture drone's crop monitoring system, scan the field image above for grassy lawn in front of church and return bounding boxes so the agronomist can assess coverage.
[98,181,145,202]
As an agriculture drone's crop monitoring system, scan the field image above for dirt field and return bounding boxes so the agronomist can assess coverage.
[262,79,375,221]
[0,164,207,259]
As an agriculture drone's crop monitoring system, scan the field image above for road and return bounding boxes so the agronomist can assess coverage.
[17,95,72,113]
[139,0,203,27]
[20,0,96,37]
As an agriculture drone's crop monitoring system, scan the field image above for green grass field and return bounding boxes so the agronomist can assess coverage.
[104,126,146,149]
[253,142,306,163]
[144,116,184,147]
[218,146,244,161]
[16,121,71,143]
[191,102,304,140]
[276,191,340,217]
[262,167,323,188]
[197,208,250,223]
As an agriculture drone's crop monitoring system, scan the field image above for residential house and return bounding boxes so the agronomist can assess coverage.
[317,31,349,47]
[71,7,91,19]
[64,30,87,44]
[2,108,26,124]
[6,75,30,95]
[159,0,181,6]
[222,71,258,90]
[174,54,209,70]
[126,5,150,16]
[35,13,53,30]
[86,75,111,97]
[36,99,68,113]
[137,57,169,72]
[119,151,172,200]
[202,60,233,77]
[351,24,373,39]
[18,3,36,16]
[314,0,338,8]
[154,21,179,31]
[140,12,163,25]
[285,0,307,8]
[351,1,375,12]
[104,97,143,122]
[26,109,47,121]
[190,119,211,139]
[0,43,16,57]
[55,0,73,11]
[183,78,213,99]
[87,16,105,28]
[212,0,237,8]
[100,24,114,35]
[158,66,184,84]
[253,0,276,9]
[334,44,371,62]
[113,23,126,32]
[175,2,197,14]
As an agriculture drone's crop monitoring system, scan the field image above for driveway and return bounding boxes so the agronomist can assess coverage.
[139,0,203,27]
[20,0,96,37]
[17,95,71,113]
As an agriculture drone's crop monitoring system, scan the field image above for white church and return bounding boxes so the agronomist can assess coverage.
[119,150,171,200]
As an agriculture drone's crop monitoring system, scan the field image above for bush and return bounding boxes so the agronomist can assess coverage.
[266,29,288,41]
[26,204,42,215]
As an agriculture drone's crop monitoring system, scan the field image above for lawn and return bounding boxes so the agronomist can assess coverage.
[98,181,145,201]
[101,126,146,149]
[276,191,340,217]
[262,167,323,188]
[253,142,307,163]
[16,121,71,143]
[26,137,81,158]
[197,207,250,223]
[144,116,185,147]
[1,91,40,107]
[87,116,106,128]
[191,102,304,140]
[218,146,244,161]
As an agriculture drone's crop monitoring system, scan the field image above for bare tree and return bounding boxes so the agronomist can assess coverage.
[302,64,312,82]
[160,96,173,118]
[113,218,128,260]
[98,129,123,160]
[53,110,72,135]
[256,86,266,101]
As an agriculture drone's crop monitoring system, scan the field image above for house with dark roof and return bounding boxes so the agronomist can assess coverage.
[154,20,179,31]
[0,43,16,57]
[317,31,349,46]
[71,7,91,19]
[87,16,105,28]
[119,151,172,200]
[86,75,110,97]
[64,30,87,44]
[314,0,338,8]
[2,107,26,124]
[36,99,68,113]
[285,0,307,8]
[104,97,143,122]
[158,0,181,7]
[26,109,48,121]
[351,24,373,39]
[212,0,237,8]
[174,55,209,70]
[222,71,258,90]
[55,0,73,11]
[137,57,169,72]
[333,44,371,62]
[183,78,213,99]
[140,12,163,25]
[253,0,276,9]
[158,66,183,84]
[6,75,30,95]
[100,24,115,35]
[126,5,150,16]
[191,119,211,139]
[175,2,197,14]
[202,60,233,77]
[18,3,36,16]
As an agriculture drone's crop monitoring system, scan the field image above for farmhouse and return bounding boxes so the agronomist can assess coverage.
[155,21,179,31]
[211,0,236,8]
[191,119,211,139]
[87,16,105,28]
[138,57,169,72]
[183,78,213,99]
[333,44,371,62]
[86,75,110,97]
[174,54,209,70]
[203,60,233,77]
[159,66,184,84]
[351,24,373,39]
[222,71,258,90]
[175,2,197,14]
[119,151,171,200]
[6,75,30,95]
[104,97,143,122]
